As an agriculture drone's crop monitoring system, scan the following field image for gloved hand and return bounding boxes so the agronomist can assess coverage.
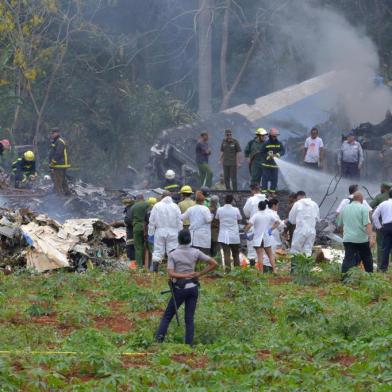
[275,153,280,158]
[268,228,273,236]
[267,151,274,160]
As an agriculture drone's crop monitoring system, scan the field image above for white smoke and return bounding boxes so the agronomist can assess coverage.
[276,1,392,125]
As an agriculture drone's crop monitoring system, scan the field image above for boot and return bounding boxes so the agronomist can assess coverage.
[152,261,159,273]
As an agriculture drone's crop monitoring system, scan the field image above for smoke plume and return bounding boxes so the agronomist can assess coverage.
[275,1,392,126]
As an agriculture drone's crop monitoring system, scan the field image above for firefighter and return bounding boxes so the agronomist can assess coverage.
[49,128,71,195]
[244,128,267,186]
[260,128,285,193]
[0,139,12,170]
[178,185,195,229]
[163,169,181,202]
[12,151,37,189]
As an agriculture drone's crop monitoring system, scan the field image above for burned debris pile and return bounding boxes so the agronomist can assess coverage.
[0,208,127,274]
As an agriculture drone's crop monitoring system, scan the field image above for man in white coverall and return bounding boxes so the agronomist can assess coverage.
[243,183,267,266]
[288,191,320,257]
[148,191,183,272]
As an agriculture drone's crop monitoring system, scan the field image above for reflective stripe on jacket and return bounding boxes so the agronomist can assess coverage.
[49,138,70,168]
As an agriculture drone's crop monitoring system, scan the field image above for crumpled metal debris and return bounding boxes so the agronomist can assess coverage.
[0,208,127,274]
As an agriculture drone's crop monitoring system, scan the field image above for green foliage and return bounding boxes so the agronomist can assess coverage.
[291,254,319,285]
[0,268,391,389]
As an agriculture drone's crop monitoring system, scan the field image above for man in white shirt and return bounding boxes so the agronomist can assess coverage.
[336,184,372,216]
[289,191,320,257]
[243,184,267,266]
[148,191,183,272]
[372,188,392,271]
[303,127,324,169]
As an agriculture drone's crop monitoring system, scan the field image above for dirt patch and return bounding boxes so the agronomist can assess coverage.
[31,313,58,326]
[133,276,153,288]
[86,290,104,299]
[171,354,209,369]
[137,310,163,319]
[268,276,292,285]
[106,300,127,312]
[257,349,272,360]
[331,354,356,367]
[318,289,328,298]
[122,354,150,368]
[94,315,134,333]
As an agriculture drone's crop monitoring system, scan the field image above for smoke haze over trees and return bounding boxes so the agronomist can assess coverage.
[0,0,392,184]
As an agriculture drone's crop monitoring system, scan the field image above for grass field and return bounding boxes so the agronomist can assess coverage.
[0,262,391,391]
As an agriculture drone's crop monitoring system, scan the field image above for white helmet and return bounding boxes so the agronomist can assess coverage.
[165,169,175,180]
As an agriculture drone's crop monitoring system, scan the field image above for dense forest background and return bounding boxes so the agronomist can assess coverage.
[0,0,391,185]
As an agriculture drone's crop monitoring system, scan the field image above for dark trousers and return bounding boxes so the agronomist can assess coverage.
[342,242,373,273]
[192,246,210,256]
[381,223,392,271]
[210,241,220,257]
[52,169,70,195]
[133,226,145,267]
[156,286,198,345]
[341,162,360,180]
[250,161,263,186]
[220,243,240,272]
[223,165,237,191]
[261,167,278,192]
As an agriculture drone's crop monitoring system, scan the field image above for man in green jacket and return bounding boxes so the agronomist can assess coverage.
[370,182,392,268]
[244,128,267,186]
[130,194,150,268]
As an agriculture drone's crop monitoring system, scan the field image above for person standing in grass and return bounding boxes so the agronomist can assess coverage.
[156,229,218,346]
[216,194,242,272]
[245,200,280,273]
[337,191,375,275]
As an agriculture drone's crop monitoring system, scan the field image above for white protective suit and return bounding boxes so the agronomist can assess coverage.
[289,197,320,256]
[148,196,183,263]
[181,204,212,249]
[243,193,267,260]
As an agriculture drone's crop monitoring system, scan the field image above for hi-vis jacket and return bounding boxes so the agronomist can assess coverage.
[260,137,285,169]
[49,137,70,169]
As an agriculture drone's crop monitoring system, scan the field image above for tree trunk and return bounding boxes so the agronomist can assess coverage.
[198,0,213,117]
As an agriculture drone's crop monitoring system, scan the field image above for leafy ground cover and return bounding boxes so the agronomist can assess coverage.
[0,262,391,391]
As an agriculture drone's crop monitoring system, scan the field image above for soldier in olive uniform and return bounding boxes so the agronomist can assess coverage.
[370,182,392,268]
[219,129,241,191]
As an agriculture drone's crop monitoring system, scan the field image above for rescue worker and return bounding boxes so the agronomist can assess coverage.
[156,229,218,346]
[288,191,320,263]
[49,128,71,195]
[130,194,150,268]
[148,191,183,272]
[380,133,392,180]
[243,184,267,266]
[12,151,37,189]
[195,131,213,187]
[163,169,181,202]
[181,191,212,255]
[338,130,364,180]
[209,195,220,257]
[244,128,268,186]
[303,127,324,169]
[0,139,12,170]
[261,128,285,193]
[219,129,241,191]
[336,184,372,216]
[372,188,392,272]
[371,183,392,270]
[145,197,157,269]
[178,186,195,229]
[123,197,136,262]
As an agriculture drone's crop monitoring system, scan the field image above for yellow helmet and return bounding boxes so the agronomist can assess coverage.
[147,197,157,206]
[255,128,267,136]
[180,185,193,194]
[24,150,35,161]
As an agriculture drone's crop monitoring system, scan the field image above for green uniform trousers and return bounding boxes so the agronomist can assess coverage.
[133,225,145,268]
[198,163,213,188]
[250,161,263,186]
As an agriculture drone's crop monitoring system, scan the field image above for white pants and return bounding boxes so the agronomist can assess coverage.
[291,229,316,256]
[152,229,178,263]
